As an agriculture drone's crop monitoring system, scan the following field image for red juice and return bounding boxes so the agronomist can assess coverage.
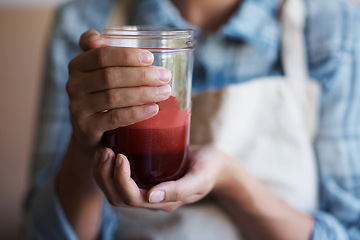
[104,96,190,188]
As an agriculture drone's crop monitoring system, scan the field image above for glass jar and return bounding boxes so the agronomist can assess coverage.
[102,26,195,188]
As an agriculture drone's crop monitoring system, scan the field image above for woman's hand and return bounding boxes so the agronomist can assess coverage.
[57,30,172,239]
[93,145,229,212]
[93,144,314,240]
[66,30,172,150]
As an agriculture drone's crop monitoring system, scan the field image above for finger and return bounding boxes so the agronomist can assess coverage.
[69,47,154,72]
[149,146,221,204]
[68,66,171,95]
[93,150,102,167]
[79,30,105,51]
[92,103,159,137]
[75,85,171,115]
[74,104,159,143]
[113,154,146,206]
[147,172,206,204]
[94,148,124,206]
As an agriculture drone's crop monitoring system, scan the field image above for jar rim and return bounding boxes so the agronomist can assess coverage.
[103,26,195,38]
[102,26,196,50]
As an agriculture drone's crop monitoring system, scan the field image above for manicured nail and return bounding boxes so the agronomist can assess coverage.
[156,69,171,83]
[102,149,110,162]
[139,51,154,64]
[149,191,165,203]
[115,154,123,167]
[156,85,171,96]
[145,104,159,114]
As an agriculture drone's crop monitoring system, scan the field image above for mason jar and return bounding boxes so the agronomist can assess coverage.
[102,26,195,188]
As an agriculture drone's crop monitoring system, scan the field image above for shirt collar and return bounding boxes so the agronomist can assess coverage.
[220,0,281,59]
[130,0,281,58]
[130,0,195,29]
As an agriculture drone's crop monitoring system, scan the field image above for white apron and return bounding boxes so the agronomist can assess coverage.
[108,0,320,239]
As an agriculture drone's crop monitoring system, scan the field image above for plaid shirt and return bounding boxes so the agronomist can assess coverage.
[24,0,360,239]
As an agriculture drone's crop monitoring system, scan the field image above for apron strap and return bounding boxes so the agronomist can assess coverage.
[280,0,309,83]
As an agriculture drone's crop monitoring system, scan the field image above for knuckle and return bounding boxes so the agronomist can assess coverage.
[77,119,96,141]
[107,197,124,207]
[65,80,72,95]
[102,68,115,88]
[122,197,137,207]
[102,68,114,88]
[109,109,123,125]
[78,122,89,136]
[95,47,107,66]
[83,123,101,143]
[140,67,147,83]
[108,199,116,206]
[108,107,144,127]
[68,59,75,72]
[129,107,140,122]
[105,90,118,107]
[66,77,78,96]
[68,101,79,116]
[142,67,156,84]
[174,190,184,202]
[87,131,101,146]
[108,198,120,207]
[120,48,132,64]
[94,166,108,185]
[138,87,151,101]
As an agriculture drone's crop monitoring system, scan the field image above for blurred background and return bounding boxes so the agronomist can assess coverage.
[0,0,359,239]
[0,0,67,239]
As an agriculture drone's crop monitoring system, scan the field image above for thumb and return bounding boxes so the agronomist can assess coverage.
[147,173,205,204]
[79,29,105,51]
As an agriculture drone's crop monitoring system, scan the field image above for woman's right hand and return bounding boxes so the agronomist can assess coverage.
[66,30,172,150]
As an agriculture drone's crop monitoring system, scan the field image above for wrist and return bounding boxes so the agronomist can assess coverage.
[212,155,260,214]
[212,153,242,197]
[57,133,103,239]
[58,132,101,195]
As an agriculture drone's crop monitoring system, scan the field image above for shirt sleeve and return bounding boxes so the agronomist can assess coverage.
[22,2,118,239]
[311,179,360,240]
[306,0,360,239]
[23,175,118,240]
[311,211,348,240]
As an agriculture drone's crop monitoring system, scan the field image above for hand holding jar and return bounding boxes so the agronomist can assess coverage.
[101,27,194,188]
[66,29,172,150]
[67,27,195,188]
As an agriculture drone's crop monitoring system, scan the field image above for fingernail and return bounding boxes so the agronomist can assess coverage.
[88,34,100,42]
[139,51,154,64]
[115,154,123,167]
[149,191,165,203]
[156,85,171,96]
[145,104,159,114]
[156,69,171,83]
[102,149,110,162]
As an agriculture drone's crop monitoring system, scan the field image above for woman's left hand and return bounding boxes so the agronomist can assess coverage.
[93,145,230,212]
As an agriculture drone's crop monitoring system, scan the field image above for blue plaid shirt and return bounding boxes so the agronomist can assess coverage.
[24,0,360,239]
